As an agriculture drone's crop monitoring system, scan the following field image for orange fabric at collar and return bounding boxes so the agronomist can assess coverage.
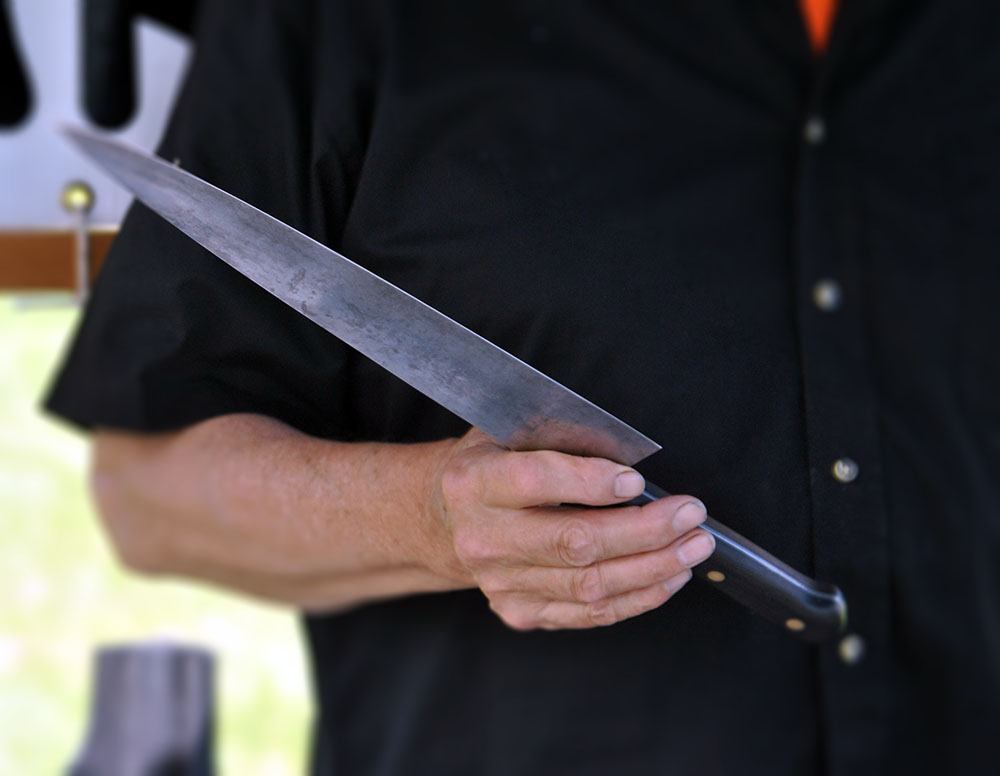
[799,0,839,53]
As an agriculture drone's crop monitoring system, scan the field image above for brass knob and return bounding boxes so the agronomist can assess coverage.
[61,180,96,214]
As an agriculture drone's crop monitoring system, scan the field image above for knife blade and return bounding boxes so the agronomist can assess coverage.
[65,128,847,642]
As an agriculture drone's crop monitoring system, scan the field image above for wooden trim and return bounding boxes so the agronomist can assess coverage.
[0,229,117,291]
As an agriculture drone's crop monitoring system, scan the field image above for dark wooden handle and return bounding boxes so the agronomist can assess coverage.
[636,483,847,643]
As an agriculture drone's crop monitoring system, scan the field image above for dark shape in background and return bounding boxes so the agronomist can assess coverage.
[0,0,32,127]
[68,642,216,776]
[83,0,198,129]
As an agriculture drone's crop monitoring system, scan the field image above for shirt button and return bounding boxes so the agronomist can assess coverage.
[832,458,859,483]
[838,634,866,665]
[812,278,843,312]
[803,115,826,145]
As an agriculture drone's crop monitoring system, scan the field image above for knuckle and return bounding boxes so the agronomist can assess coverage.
[630,586,670,618]
[452,526,493,565]
[534,602,567,631]
[583,599,619,628]
[440,461,477,503]
[642,502,683,546]
[571,565,606,603]
[555,518,598,566]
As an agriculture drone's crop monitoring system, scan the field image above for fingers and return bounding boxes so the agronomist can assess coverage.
[459,500,714,631]
[487,449,645,507]
[457,495,708,569]
[480,528,714,604]
[445,441,647,510]
[491,570,694,631]
[435,428,713,632]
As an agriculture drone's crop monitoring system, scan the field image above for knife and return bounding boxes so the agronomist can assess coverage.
[64,128,847,643]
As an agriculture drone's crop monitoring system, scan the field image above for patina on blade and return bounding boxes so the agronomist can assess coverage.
[64,128,660,465]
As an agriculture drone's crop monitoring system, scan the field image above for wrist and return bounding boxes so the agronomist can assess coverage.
[413,436,476,586]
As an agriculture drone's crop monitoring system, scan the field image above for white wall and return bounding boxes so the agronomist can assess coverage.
[0,0,191,228]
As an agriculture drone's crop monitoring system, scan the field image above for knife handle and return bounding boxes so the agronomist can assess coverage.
[634,483,847,643]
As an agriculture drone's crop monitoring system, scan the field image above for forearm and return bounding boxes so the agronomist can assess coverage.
[92,413,474,611]
[92,415,712,630]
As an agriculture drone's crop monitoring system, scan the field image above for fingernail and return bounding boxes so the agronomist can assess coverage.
[663,569,693,594]
[677,533,715,567]
[614,470,645,499]
[672,500,707,533]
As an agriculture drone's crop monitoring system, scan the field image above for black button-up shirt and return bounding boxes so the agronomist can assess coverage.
[48,1,1000,774]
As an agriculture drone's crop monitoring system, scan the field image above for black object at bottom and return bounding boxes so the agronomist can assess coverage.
[68,642,216,776]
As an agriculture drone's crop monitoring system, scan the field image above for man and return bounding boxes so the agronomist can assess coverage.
[48,1,1000,774]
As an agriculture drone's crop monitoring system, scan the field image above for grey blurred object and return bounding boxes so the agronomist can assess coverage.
[68,642,216,776]
[0,0,32,126]
[83,0,198,128]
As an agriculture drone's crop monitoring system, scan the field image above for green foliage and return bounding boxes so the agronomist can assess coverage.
[0,299,308,774]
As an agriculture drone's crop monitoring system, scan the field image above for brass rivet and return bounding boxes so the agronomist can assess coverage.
[706,570,726,582]
[785,618,806,632]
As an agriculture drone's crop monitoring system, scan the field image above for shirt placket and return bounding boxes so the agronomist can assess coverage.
[792,106,893,775]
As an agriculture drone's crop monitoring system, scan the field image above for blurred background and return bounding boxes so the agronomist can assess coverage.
[1,0,309,772]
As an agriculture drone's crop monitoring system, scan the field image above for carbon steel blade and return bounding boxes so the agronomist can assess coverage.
[65,128,661,465]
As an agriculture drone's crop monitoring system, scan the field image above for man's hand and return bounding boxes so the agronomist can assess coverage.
[91,415,712,622]
[425,429,715,630]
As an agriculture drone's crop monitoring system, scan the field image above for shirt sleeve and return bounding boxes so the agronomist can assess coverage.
[45,0,375,439]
